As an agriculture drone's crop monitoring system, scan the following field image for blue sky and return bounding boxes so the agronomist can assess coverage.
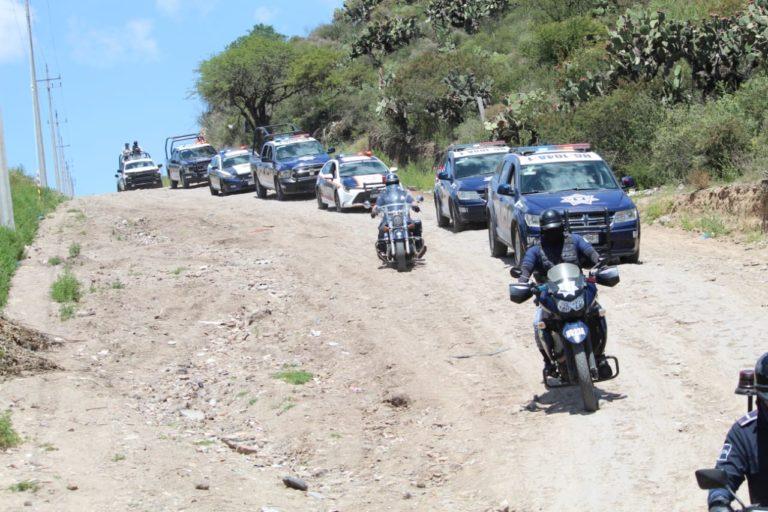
[0,0,343,195]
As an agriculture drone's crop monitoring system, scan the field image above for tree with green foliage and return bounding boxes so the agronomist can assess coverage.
[197,25,340,131]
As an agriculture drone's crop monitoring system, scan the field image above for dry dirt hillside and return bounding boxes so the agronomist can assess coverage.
[1,187,767,512]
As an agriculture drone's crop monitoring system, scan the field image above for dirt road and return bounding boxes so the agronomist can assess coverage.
[1,186,767,511]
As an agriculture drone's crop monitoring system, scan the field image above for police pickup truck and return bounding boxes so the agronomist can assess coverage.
[165,133,217,189]
[249,124,334,201]
[486,144,640,265]
[116,152,163,191]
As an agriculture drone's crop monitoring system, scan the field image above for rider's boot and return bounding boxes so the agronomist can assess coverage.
[597,356,613,380]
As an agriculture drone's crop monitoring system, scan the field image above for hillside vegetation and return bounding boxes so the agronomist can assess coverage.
[0,169,64,308]
[196,0,768,189]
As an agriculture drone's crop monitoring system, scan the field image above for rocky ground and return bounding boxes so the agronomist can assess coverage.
[0,186,767,511]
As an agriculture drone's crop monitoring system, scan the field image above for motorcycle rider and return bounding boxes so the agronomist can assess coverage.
[708,352,768,511]
[517,208,608,379]
[371,173,426,259]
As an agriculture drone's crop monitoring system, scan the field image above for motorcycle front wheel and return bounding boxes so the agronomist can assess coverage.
[573,343,599,412]
[394,240,407,272]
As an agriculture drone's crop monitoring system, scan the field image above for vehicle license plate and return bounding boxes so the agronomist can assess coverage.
[584,233,600,244]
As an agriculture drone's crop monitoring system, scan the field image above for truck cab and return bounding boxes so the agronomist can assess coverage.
[249,124,334,201]
[165,133,217,189]
[115,152,163,192]
[486,144,640,264]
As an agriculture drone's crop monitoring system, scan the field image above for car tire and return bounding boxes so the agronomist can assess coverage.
[335,191,344,213]
[220,181,229,197]
[435,195,449,228]
[512,224,526,267]
[209,181,218,196]
[274,178,286,201]
[316,188,327,210]
[255,173,267,199]
[169,172,178,189]
[488,215,507,257]
[624,249,640,264]
[450,201,464,233]
[117,182,123,193]
[180,171,189,189]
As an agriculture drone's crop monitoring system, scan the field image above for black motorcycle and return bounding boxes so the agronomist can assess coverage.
[365,195,426,272]
[509,261,620,412]
[695,469,766,511]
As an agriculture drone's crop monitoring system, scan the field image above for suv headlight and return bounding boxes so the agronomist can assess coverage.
[457,190,481,201]
[524,213,540,227]
[278,169,293,178]
[613,208,638,224]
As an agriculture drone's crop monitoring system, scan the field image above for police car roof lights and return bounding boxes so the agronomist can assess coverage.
[512,143,592,156]
[447,140,507,152]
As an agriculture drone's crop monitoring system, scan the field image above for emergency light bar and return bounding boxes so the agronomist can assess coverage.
[513,143,591,156]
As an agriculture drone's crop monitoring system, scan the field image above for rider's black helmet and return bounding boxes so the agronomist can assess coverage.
[385,172,400,187]
[540,209,564,233]
[756,352,768,402]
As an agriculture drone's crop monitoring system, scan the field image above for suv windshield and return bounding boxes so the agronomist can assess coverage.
[223,155,250,167]
[340,160,388,177]
[126,161,154,170]
[454,153,506,179]
[519,161,619,195]
[180,146,216,160]
[276,141,324,160]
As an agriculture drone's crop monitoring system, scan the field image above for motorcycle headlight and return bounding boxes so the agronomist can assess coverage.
[524,213,540,227]
[556,295,585,313]
[613,208,638,224]
[457,190,481,201]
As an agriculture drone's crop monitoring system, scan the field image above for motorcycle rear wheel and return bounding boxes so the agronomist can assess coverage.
[573,343,599,412]
[394,241,407,272]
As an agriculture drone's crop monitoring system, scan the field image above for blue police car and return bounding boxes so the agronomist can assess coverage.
[433,141,509,232]
[207,148,255,196]
[486,144,640,265]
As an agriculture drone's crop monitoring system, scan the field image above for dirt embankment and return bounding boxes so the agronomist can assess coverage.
[0,187,766,511]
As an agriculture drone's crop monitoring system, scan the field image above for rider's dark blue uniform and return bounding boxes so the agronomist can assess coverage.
[708,404,768,508]
[518,233,600,282]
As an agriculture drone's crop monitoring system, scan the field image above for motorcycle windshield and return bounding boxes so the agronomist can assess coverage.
[546,263,585,297]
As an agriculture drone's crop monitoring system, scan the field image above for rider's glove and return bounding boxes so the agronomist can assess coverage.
[370,211,376,218]
[412,205,420,213]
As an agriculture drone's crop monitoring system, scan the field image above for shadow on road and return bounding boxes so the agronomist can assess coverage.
[523,387,627,416]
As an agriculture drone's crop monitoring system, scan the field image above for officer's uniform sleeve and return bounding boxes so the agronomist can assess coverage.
[708,424,749,507]
[518,246,540,283]
[573,234,601,266]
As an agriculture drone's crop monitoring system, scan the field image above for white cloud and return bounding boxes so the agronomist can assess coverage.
[254,6,277,24]
[68,17,159,68]
[0,0,27,64]
[155,0,181,16]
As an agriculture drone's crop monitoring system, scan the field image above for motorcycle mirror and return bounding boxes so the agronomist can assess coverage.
[695,469,729,490]
[363,200,372,209]
[596,266,620,287]
[509,284,533,304]
[509,267,522,278]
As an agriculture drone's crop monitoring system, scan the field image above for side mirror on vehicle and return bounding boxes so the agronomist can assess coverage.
[596,266,620,287]
[114,173,119,178]
[363,200,372,210]
[437,171,452,181]
[621,176,636,189]
[509,283,533,304]
[327,147,335,154]
[695,469,729,491]
[509,267,522,278]
[157,164,163,169]
[497,183,514,196]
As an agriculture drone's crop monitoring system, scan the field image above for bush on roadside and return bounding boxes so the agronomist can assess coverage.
[50,270,81,304]
[525,16,606,65]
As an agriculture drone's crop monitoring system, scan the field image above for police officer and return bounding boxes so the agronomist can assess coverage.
[371,173,425,258]
[708,352,768,511]
[517,208,609,378]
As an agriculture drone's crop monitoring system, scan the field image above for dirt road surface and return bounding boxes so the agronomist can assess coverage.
[1,186,767,511]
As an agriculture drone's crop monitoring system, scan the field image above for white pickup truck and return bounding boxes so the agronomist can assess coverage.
[116,152,163,192]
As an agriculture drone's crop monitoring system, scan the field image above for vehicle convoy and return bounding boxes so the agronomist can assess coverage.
[433,141,509,232]
[316,152,389,212]
[367,174,426,272]
[486,144,640,265]
[165,133,217,189]
[207,148,255,196]
[115,152,163,192]
[509,260,621,412]
[249,124,334,201]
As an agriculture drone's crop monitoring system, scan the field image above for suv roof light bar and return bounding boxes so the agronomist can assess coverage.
[512,143,591,156]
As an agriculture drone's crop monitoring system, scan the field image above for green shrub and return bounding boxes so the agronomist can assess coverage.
[68,242,81,259]
[0,411,22,449]
[699,214,729,237]
[643,198,674,222]
[51,271,81,304]
[47,256,62,266]
[397,160,436,191]
[0,170,64,309]
[8,480,38,493]
[272,370,313,385]
[525,16,606,65]
[59,304,76,321]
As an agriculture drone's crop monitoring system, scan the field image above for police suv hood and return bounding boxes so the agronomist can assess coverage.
[277,153,329,170]
[456,174,493,191]
[521,189,635,213]
[182,156,213,165]
[125,163,158,175]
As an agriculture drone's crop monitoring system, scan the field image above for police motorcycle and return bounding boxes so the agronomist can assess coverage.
[509,260,620,412]
[364,193,426,272]
[694,368,766,512]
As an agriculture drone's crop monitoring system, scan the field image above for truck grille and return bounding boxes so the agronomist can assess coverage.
[294,165,323,179]
[127,171,159,186]
[565,210,614,230]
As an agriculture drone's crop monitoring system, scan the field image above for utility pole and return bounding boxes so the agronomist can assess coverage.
[39,65,62,192]
[0,109,15,229]
[54,111,73,197]
[25,0,47,188]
